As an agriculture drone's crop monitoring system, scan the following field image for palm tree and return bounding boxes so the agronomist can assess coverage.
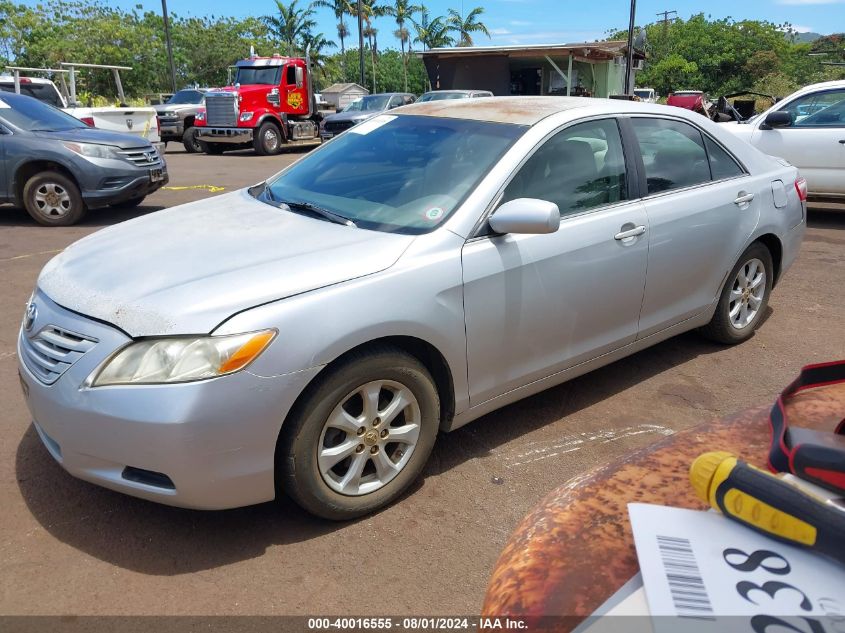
[385,0,421,91]
[313,0,353,77]
[446,6,490,47]
[263,0,317,55]
[300,31,337,79]
[411,14,454,50]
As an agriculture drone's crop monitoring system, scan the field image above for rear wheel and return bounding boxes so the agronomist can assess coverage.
[22,171,86,226]
[182,126,203,153]
[253,121,283,156]
[279,346,440,520]
[700,242,773,344]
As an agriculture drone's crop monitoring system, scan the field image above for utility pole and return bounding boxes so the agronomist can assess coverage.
[656,9,677,35]
[161,0,177,93]
[623,0,637,95]
[357,0,365,87]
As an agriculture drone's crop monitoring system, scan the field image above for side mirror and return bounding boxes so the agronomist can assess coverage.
[295,66,304,89]
[762,110,792,129]
[336,107,344,114]
[489,198,560,235]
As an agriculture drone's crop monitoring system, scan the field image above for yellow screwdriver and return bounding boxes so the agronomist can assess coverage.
[690,451,845,565]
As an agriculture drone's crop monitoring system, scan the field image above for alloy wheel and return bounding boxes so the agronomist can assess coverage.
[318,380,421,496]
[729,257,766,330]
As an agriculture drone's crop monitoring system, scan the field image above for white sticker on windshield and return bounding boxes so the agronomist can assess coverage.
[349,114,397,135]
[0,98,9,108]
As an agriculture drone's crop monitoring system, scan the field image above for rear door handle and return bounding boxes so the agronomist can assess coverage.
[614,225,646,240]
[734,192,755,205]
[839,139,845,144]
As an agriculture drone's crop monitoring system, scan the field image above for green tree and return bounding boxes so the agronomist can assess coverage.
[263,0,317,56]
[641,53,699,95]
[445,6,489,47]
[313,0,352,77]
[411,14,453,50]
[384,0,420,91]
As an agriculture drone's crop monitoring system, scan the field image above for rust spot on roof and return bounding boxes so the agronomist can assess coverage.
[395,96,594,126]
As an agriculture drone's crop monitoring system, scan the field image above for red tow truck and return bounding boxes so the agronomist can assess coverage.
[195,50,321,155]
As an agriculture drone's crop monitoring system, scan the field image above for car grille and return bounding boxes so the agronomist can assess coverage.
[324,120,356,134]
[20,325,98,385]
[118,148,162,168]
[205,93,238,127]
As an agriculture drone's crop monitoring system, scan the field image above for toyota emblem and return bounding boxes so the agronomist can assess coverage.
[23,302,37,331]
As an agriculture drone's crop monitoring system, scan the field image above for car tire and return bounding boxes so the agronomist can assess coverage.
[253,121,283,156]
[278,346,440,520]
[182,126,203,153]
[700,242,773,344]
[22,171,86,226]
[110,196,146,209]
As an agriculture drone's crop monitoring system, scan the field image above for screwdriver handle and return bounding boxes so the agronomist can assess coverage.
[691,452,845,565]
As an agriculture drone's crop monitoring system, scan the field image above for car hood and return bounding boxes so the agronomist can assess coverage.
[33,128,151,149]
[324,111,379,124]
[37,189,416,337]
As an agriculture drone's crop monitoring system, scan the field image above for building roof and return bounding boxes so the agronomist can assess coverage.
[418,40,644,61]
[321,83,368,94]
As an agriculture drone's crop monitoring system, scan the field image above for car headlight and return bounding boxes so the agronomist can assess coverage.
[196,110,206,121]
[63,142,121,159]
[88,330,276,387]
[239,112,254,121]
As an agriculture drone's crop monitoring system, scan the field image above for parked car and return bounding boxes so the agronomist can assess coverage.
[0,93,168,226]
[721,80,845,203]
[154,88,208,153]
[19,97,804,518]
[667,90,714,117]
[319,92,416,140]
[634,88,657,103]
[417,89,494,102]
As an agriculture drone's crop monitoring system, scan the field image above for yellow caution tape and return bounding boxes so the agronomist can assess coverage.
[161,185,226,193]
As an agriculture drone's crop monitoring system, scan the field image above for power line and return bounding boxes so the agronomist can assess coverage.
[656,9,677,29]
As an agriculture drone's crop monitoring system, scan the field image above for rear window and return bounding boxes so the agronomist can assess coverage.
[0,82,64,108]
[631,118,710,194]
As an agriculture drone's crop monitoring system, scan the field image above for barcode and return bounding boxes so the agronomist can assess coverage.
[656,535,715,620]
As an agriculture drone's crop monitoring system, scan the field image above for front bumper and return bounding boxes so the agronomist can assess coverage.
[160,120,185,140]
[17,289,321,510]
[82,168,169,208]
[196,127,254,144]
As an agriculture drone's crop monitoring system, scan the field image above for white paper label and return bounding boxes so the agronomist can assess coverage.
[349,114,396,135]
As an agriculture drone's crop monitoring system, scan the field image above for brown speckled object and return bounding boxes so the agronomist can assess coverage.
[482,383,845,628]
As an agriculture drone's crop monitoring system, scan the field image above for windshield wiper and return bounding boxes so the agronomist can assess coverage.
[259,185,356,227]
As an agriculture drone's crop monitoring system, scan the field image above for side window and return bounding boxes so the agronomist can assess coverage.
[704,136,743,180]
[388,95,404,109]
[404,95,416,105]
[780,89,845,127]
[502,118,628,217]
[631,118,710,194]
[285,65,296,86]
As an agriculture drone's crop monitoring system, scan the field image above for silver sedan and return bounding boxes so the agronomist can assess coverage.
[18,97,806,519]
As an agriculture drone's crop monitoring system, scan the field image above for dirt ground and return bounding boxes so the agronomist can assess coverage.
[1,147,844,616]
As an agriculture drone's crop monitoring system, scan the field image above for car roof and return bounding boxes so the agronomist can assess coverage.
[397,95,700,126]
[0,76,57,85]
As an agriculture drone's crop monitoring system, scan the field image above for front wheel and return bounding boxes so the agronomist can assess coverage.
[700,242,773,344]
[253,121,283,156]
[182,126,203,153]
[279,347,440,520]
[22,171,86,226]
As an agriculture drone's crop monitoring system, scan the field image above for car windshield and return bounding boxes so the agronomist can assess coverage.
[261,114,525,234]
[634,90,652,99]
[344,95,390,112]
[0,93,87,131]
[167,90,204,104]
[235,66,281,85]
[418,92,469,102]
[0,82,64,107]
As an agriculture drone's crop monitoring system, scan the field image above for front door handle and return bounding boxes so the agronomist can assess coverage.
[614,225,646,240]
[839,139,845,144]
[734,192,755,205]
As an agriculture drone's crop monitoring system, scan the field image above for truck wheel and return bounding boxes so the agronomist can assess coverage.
[22,171,86,226]
[253,121,283,156]
[182,127,203,153]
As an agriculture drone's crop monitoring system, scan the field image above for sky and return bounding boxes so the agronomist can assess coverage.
[22,0,845,50]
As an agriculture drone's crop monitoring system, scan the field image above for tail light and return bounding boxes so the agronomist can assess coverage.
[80,116,95,127]
[156,115,161,138]
[795,176,808,202]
